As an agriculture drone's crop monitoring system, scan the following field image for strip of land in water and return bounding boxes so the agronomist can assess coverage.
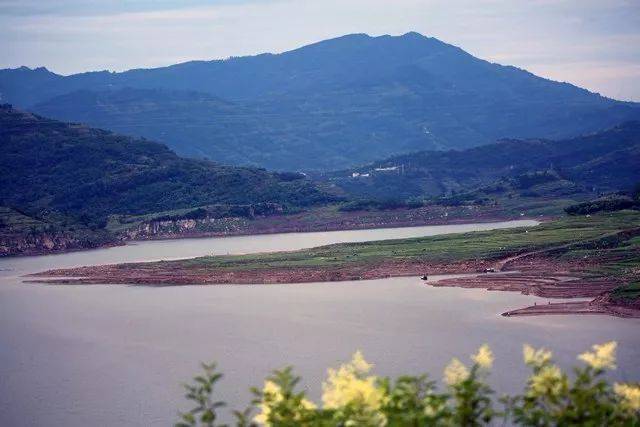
[30,211,640,318]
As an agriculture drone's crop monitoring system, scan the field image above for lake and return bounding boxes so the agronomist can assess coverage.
[1,220,638,426]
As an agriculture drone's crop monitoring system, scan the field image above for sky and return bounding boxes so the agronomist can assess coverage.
[1,0,639,101]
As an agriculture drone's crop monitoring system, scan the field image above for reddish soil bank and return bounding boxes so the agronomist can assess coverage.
[503,289,640,318]
[30,259,492,285]
[502,301,640,318]
[432,264,617,299]
[431,255,640,318]
[434,273,639,318]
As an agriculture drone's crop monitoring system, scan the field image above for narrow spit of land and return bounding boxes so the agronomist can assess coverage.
[30,211,640,318]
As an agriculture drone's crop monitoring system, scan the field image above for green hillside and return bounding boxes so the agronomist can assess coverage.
[0,104,338,254]
[327,122,640,203]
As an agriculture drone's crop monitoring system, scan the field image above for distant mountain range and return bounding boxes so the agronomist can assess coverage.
[327,122,640,201]
[3,32,639,170]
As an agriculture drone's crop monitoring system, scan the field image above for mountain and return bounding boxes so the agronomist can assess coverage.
[2,32,639,170]
[0,104,336,227]
[327,122,640,201]
[31,88,285,165]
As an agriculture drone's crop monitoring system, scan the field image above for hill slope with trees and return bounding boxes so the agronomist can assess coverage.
[327,122,640,203]
[0,104,337,254]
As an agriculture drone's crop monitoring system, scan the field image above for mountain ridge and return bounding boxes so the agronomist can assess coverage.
[1,32,622,101]
[1,32,630,103]
[3,32,640,170]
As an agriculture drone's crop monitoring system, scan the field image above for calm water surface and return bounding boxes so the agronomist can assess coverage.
[1,220,639,426]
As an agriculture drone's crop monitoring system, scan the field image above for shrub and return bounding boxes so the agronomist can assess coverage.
[339,199,424,212]
[176,342,639,426]
[565,196,637,215]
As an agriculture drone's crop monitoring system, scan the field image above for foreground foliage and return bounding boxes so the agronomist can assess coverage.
[177,342,639,426]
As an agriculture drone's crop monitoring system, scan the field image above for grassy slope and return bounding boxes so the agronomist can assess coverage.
[611,282,640,302]
[559,233,640,302]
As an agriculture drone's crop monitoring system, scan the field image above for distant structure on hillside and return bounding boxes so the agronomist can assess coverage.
[351,164,405,178]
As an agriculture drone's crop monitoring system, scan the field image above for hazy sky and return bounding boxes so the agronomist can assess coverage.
[2,0,639,101]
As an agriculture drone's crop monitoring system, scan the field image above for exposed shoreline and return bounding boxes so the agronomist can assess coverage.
[501,300,640,318]
[25,212,640,319]
[29,255,640,319]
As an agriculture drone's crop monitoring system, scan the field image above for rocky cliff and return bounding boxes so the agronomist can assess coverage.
[0,231,117,256]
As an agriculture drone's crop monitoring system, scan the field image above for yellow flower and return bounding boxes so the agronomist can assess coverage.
[351,350,373,375]
[322,368,384,410]
[424,405,436,417]
[253,404,270,425]
[253,381,283,425]
[529,365,563,396]
[523,344,552,367]
[253,380,316,426]
[423,397,445,417]
[471,344,494,369]
[263,380,282,398]
[443,358,469,386]
[578,341,617,370]
[301,398,317,411]
[322,351,385,411]
[614,383,640,412]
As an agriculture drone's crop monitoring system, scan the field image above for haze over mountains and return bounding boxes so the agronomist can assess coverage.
[3,32,640,170]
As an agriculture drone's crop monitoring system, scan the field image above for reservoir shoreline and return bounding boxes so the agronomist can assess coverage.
[26,213,640,319]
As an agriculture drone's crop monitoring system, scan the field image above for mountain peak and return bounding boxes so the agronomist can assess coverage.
[334,31,429,41]
[12,65,52,73]
[285,31,448,59]
[336,32,371,40]
[399,31,427,39]
[295,31,436,46]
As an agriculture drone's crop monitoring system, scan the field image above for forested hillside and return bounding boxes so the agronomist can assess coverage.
[328,122,640,201]
[0,104,337,254]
